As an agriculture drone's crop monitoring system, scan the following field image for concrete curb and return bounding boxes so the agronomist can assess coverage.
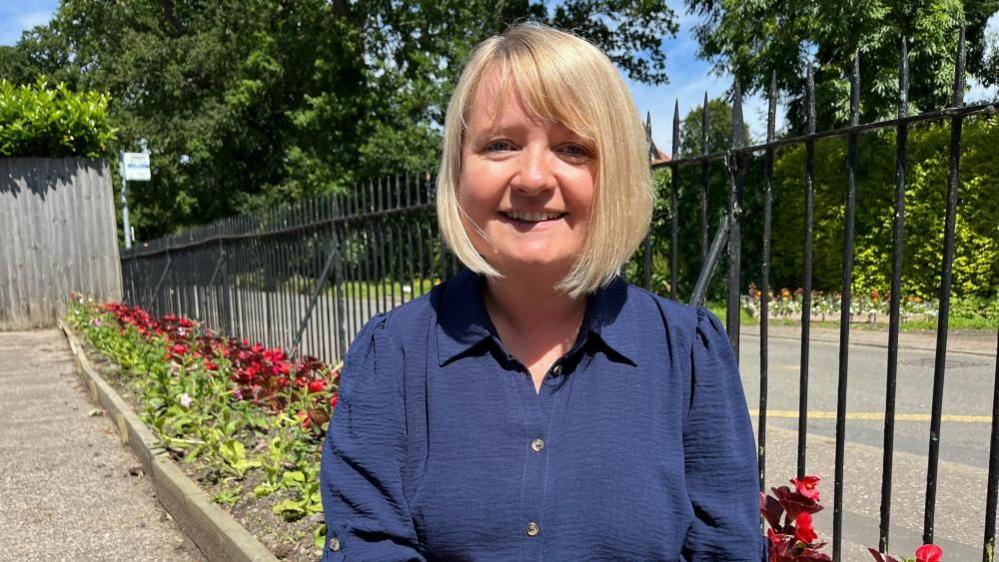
[59,320,279,562]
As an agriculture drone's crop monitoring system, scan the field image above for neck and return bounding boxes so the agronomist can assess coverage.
[482,269,585,335]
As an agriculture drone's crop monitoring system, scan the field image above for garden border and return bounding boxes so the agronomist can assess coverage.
[58,319,280,562]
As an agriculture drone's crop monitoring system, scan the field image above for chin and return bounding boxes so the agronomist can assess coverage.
[500,253,576,273]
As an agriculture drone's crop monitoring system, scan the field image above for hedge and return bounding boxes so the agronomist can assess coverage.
[0,79,116,158]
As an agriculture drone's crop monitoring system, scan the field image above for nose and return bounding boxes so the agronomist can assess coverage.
[511,146,555,195]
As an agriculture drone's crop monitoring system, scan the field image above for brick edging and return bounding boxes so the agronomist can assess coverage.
[59,320,279,562]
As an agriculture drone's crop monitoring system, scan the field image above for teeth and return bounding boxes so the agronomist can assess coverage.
[506,211,563,222]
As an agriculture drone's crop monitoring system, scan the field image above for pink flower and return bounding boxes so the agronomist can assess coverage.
[179,393,192,408]
[916,544,942,562]
[791,475,821,502]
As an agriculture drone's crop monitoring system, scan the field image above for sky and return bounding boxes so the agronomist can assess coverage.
[1,1,995,149]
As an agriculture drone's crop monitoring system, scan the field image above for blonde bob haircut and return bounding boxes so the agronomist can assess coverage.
[436,22,654,298]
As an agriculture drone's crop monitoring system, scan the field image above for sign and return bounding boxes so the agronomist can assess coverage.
[122,152,151,181]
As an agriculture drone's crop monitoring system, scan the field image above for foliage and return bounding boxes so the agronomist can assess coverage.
[0,1,679,239]
[66,295,340,559]
[0,79,115,158]
[761,475,943,562]
[685,0,999,131]
[767,115,998,300]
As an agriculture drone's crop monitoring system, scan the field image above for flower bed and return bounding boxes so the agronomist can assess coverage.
[743,285,999,328]
[66,295,337,561]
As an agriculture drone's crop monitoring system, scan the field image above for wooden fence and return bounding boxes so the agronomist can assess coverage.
[0,158,122,330]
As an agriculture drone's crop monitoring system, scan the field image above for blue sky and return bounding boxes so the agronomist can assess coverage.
[2,1,995,149]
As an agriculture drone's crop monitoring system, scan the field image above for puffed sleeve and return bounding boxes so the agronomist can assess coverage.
[320,314,425,561]
[681,308,764,562]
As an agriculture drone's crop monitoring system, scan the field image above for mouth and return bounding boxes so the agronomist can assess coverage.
[499,210,567,224]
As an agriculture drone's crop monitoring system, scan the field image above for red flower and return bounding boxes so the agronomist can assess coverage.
[794,513,817,544]
[916,544,942,562]
[791,475,821,502]
[308,379,326,393]
[171,343,188,357]
[772,485,823,521]
[329,394,339,411]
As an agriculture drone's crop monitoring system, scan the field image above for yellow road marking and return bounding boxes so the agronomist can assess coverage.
[751,409,992,423]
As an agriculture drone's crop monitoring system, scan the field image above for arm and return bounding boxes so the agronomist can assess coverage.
[681,308,764,562]
[319,315,425,561]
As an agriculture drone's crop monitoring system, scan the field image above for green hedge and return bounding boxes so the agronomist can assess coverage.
[642,114,998,300]
[0,79,115,158]
[769,115,998,300]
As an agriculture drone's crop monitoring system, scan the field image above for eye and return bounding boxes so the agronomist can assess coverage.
[559,143,592,160]
[484,140,515,152]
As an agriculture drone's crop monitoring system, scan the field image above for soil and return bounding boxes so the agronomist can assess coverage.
[76,333,324,561]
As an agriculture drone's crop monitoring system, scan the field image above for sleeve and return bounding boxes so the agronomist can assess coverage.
[319,314,425,561]
[681,307,765,562]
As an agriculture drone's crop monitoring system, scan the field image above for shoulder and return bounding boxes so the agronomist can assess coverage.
[620,282,702,333]
[351,289,439,353]
[612,282,727,354]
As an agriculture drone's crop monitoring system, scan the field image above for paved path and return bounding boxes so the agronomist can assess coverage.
[739,328,998,561]
[0,329,205,562]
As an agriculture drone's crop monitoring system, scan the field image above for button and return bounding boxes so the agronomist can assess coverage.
[526,521,540,536]
[551,364,563,376]
[531,438,545,452]
[329,537,341,551]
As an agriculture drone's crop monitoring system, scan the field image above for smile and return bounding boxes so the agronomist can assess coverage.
[500,211,566,223]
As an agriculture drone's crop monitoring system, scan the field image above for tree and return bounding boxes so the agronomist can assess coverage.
[685,0,999,132]
[1,0,679,240]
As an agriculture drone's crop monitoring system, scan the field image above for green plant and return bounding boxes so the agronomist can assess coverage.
[0,79,115,158]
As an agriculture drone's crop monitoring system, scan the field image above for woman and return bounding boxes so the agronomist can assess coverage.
[320,23,763,561]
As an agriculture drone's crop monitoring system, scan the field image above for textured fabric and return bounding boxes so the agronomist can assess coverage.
[320,268,764,561]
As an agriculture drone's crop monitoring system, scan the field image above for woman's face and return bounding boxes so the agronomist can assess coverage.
[458,76,596,279]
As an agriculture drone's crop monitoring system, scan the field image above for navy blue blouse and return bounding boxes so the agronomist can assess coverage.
[320,268,763,561]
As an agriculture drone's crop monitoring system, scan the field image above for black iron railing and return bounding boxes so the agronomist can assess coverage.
[653,28,997,561]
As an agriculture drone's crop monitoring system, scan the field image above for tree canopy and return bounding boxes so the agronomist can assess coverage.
[686,0,999,131]
[0,0,678,239]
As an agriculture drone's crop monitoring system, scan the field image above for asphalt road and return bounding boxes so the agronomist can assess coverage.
[738,328,998,561]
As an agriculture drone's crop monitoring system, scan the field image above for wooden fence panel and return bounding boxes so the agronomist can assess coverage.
[0,158,122,330]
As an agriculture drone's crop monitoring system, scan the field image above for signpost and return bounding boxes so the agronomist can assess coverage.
[120,151,151,249]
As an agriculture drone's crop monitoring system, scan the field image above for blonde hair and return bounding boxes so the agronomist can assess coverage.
[436,22,653,297]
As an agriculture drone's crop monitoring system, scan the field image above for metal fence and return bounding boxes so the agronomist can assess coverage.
[121,173,457,362]
[120,29,999,561]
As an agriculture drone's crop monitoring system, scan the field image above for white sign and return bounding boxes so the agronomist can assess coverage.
[122,152,151,181]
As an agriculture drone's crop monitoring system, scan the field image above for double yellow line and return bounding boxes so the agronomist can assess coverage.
[752,410,992,423]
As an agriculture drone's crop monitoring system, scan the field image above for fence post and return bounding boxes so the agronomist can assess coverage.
[924,25,967,546]
[725,81,745,358]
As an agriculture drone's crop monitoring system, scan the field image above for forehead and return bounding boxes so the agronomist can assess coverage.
[463,71,592,144]
[465,71,548,131]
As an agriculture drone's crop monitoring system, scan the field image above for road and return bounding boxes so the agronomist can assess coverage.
[738,327,998,561]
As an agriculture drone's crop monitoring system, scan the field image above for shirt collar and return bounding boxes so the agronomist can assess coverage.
[434,268,638,367]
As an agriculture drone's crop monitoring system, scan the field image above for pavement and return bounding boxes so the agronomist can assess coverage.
[0,329,206,562]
